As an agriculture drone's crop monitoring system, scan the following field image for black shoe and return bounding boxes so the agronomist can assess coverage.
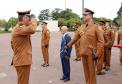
[97,72,106,75]
[73,58,81,61]
[44,64,49,67]
[76,58,81,61]
[41,64,49,67]
[105,67,110,71]
[60,78,64,80]
[73,58,77,61]
[64,79,70,82]
[41,64,45,67]
[46,64,49,66]
[103,67,106,70]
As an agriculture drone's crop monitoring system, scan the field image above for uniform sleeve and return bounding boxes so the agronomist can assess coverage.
[11,40,14,51]
[67,29,82,48]
[75,40,80,49]
[117,31,120,44]
[96,26,104,56]
[15,24,36,35]
[31,18,37,27]
[104,29,115,47]
[110,29,115,45]
[45,30,50,45]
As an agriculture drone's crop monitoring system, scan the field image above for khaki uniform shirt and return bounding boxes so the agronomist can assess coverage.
[103,27,115,47]
[68,23,104,56]
[11,23,35,66]
[118,30,122,44]
[41,28,50,46]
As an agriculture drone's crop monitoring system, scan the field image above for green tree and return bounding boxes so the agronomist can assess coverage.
[0,19,7,28]
[59,9,81,30]
[51,8,62,20]
[59,9,81,20]
[117,3,122,16]
[38,8,83,31]
[4,22,10,31]
[7,17,18,28]
[67,18,82,31]
[38,9,50,20]
[0,17,18,31]
[58,18,67,27]
[51,8,82,30]
[94,17,111,24]
[3,17,18,31]
[113,3,122,27]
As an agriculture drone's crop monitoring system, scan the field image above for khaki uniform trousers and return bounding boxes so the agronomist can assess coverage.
[15,65,31,84]
[104,48,111,67]
[120,49,122,65]
[82,51,96,84]
[96,49,104,74]
[41,45,49,64]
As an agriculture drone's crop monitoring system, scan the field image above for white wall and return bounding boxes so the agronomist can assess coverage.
[37,20,59,32]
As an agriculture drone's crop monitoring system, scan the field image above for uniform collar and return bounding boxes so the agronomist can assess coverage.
[85,20,94,27]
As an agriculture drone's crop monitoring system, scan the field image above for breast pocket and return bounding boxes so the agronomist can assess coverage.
[85,33,95,49]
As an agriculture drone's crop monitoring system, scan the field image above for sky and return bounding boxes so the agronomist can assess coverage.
[0,0,121,20]
[85,0,122,19]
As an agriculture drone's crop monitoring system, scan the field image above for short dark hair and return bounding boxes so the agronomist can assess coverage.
[18,15,24,21]
[19,14,30,21]
[75,22,81,26]
[42,21,48,25]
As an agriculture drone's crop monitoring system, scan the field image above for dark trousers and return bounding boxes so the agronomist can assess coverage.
[61,58,70,80]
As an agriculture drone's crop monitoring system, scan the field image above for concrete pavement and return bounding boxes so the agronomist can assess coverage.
[0,32,122,84]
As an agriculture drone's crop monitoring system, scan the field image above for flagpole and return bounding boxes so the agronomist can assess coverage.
[82,0,84,16]
[65,0,66,10]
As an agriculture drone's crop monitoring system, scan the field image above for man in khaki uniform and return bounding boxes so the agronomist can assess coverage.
[67,8,104,84]
[96,21,106,75]
[41,22,50,67]
[11,10,36,84]
[74,22,81,61]
[103,21,115,71]
[117,25,122,65]
[111,25,116,34]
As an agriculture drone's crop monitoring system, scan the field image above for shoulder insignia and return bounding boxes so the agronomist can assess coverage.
[77,28,84,36]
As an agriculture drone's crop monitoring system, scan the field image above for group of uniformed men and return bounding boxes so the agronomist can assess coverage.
[10,8,122,84]
[67,8,116,84]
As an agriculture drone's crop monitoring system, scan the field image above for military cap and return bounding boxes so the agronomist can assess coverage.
[104,19,111,22]
[99,20,106,24]
[17,10,31,21]
[83,8,94,15]
[17,10,31,15]
[42,21,48,25]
